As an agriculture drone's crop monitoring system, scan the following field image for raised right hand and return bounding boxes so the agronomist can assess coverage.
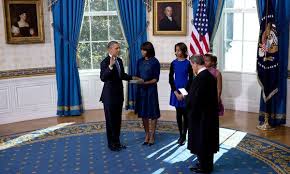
[109,56,116,67]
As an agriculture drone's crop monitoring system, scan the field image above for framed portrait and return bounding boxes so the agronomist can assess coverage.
[153,0,187,35]
[3,0,45,44]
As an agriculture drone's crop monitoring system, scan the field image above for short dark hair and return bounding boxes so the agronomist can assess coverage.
[189,55,205,65]
[141,42,155,57]
[107,41,119,49]
[205,53,218,67]
[175,42,188,58]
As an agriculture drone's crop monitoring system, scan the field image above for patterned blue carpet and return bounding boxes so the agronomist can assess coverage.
[0,121,289,174]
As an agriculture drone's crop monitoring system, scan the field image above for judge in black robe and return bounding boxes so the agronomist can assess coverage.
[186,55,219,173]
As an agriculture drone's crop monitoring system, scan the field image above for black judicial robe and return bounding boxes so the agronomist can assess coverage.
[186,69,219,155]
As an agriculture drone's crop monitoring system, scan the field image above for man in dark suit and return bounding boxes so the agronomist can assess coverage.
[159,6,180,31]
[186,55,219,173]
[100,41,139,151]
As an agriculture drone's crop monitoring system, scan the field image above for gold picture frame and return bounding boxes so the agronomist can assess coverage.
[153,0,187,36]
[3,0,45,44]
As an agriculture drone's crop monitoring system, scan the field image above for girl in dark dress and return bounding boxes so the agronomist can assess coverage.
[135,42,160,146]
[169,43,193,145]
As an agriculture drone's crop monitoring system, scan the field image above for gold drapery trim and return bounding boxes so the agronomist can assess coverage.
[57,105,83,111]
[0,67,55,80]
[257,77,278,102]
[259,111,286,120]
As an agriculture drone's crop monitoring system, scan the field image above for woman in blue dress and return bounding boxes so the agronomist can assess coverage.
[135,42,160,146]
[169,42,193,145]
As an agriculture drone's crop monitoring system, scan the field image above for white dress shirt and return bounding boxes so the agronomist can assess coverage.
[197,67,207,75]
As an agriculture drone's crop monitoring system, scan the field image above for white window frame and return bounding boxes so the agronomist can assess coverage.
[214,1,258,74]
[78,0,127,73]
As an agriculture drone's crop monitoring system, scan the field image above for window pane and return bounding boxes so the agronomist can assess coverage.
[242,42,257,72]
[244,13,259,41]
[225,0,243,8]
[225,13,243,40]
[244,0,256,9]
[224,40,242,71]
[91,16,108,41]
[109,16,124,40]
[77,43,91,70]
[92,42,108,69]
[79,16,90,42]
[108,0,116,11]
[84,0,89,12]
[90,0,107,12]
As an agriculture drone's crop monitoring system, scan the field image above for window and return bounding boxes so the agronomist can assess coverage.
[219,0,259,73]
[77,0,127,70]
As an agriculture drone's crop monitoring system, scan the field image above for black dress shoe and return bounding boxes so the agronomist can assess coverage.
[192,167,211,173]
[117,144,127,149]
[189,166,198,171]
[142,142,148,145]
[179,138,186,146]
[189,163,201,171]
[108,145,121,152]
[177,137,182,144]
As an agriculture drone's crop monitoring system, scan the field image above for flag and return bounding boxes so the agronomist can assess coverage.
[189,0,210,56]
[257,0,279,102]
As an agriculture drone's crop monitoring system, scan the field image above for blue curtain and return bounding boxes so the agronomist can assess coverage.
[206,0,225,47]
[52,0,84,116]
[192,0,225,48]
[116,0,148,109]
[257,0,290,126]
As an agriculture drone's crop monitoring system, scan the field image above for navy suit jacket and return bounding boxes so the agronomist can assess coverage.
[100,56,132,105]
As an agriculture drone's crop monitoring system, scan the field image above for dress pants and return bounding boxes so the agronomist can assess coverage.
[197,152,214,172]
[103,103,123,147]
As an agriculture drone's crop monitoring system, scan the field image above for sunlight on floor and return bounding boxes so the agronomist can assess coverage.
[147,128,247,174]
[0,122,75,150]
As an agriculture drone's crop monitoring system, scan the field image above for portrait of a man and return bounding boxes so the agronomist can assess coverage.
[153,0,186,35]
[159,5,180,31]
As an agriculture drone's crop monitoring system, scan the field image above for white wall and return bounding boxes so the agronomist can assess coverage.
[0,1,55,71]
[0,75,57,124]
[222,72,261,113]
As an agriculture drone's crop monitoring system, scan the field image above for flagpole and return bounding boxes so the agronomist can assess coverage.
[257,0,275,131]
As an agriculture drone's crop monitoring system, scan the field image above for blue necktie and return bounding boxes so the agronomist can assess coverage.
[115,59,121,77]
